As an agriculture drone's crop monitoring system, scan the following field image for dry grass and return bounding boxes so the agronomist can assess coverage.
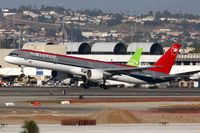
[87,110,141,124]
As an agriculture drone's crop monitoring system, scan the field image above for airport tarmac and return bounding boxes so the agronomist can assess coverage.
[1,123,200,133]
[0,86,200,115]
[0,86,200,125]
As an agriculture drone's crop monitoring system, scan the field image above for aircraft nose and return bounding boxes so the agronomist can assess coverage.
[4,56,12,63]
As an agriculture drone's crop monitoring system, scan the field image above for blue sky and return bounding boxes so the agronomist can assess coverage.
[0,0,200,15]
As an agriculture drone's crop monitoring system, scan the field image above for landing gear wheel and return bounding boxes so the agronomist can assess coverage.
[80,83,90,89]
[20,74,25,77]
[83,84,90,89]
[99,84,109,89]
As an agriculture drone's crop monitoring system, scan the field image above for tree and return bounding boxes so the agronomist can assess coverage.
[21,120,40,133]
[148,11,153,16]
[163,10,171,17]
[183,31,191,37]
[67,28,84,42]
[18,5,32,12]
[155,11,163,18]
[107,14,123,27]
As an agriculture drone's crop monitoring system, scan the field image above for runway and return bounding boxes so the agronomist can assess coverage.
[0,87,200,98]
[0,86,200,114]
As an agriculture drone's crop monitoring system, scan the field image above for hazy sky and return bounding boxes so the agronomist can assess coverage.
[0,0,200,15]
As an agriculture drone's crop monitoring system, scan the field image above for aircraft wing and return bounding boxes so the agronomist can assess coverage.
[103,66,157,74]
[161,70,200,80]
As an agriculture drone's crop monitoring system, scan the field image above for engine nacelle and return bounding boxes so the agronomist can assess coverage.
[51,71,72,80]
[86,69,104,80]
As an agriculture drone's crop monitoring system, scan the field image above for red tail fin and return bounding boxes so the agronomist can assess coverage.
[149,43,181,74]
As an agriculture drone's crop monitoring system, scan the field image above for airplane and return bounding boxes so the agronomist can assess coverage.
[1,48,143,88]
[4,46,153,89]
[5,43,190,88]
[127,48,143,66]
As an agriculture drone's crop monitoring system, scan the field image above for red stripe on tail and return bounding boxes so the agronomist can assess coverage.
[149,43,181,74]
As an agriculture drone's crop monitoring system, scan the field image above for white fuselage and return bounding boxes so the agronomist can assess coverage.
[4,56,86,77]
[4,56,200,85]
[4,55,147,84]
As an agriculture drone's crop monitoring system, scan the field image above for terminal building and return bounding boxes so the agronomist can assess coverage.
[65,42,163,55]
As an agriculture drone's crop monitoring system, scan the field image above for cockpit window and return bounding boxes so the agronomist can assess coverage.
[9,53,18,56]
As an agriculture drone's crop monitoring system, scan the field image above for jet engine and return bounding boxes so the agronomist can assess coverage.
[86,69,104,80]
[51,71,75,84]
[51,70,73,79]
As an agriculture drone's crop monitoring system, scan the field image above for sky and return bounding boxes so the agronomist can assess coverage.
[0,0,200,15]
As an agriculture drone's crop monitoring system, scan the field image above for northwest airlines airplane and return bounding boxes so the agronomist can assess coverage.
[4,43,184,88]
[4,46,152,88]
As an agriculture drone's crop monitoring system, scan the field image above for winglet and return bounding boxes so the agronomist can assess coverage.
[127,48,143,66]
[149,43,181,74]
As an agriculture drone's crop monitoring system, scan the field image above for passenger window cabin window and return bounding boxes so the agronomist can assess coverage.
[9,53,19,56]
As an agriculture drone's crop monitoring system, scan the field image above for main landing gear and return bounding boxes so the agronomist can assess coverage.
[99,84,109,89]
[81,77,110,89]
[81,77,90,89]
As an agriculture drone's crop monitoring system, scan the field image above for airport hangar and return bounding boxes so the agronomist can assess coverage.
[0,41,200,78]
